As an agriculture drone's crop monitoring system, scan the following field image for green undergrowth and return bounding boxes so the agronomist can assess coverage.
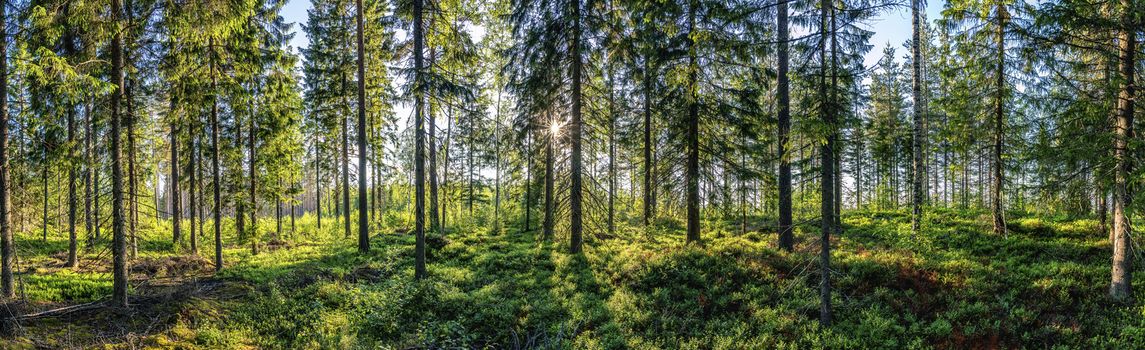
[3,210,1143,349]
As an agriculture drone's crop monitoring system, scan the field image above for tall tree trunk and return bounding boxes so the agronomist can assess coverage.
[494,91,502,226]
[171,107,181,249]
[124,0,138,259]
[544,124,555,240]
[568,0,584,254]
[85,97,94,249]
[1109,0,1134,300]
[43,146,49,242]
[467,112,474,216]
[607,69,616,236]
[412,0,427,279]
[818,0,834,326]
[341,73,350,240]
[0,1,13,298]
[64,26,79,268]
[991,5,1007,236]
[776,0,793,251]
[442,104,452,233]
[210,36,223,272]
[248,99,257,255]
[356,0,370,253]
[642,60,655,226]
[911,0,923,237]
[684,0,700,244]
[110,0,129,307]
[315,138,322,229]
[190,135,198,255]
[524,132,532,232]
[428,48,440,234]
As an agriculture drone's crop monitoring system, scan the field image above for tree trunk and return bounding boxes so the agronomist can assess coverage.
[356,0,370,253]
[818,0,834,326]
[85,96,94,249]
[524,132,532,232]
[341,73,350,240]
[442,103,453,233]
[412,0,427,279]
[992,5,1007,236]
[428,49,440,235]
[190,135,198,255]
[776,0,793,252]
[110,0,129,307]
[911,0,923,237]
[171,106,181,249]
[315,137,322,229]
[642,60,655,226]
[210,36,223,272]
[64,26,79,268]
[544,122,555,240]
[607,69,616,236]
[249,98,257,255]
[1109,0,1134,300]
[568,0,584,254]
[684,1,700,244]
[0,2,13,298]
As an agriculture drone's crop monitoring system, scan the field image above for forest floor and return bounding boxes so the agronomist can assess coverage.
[0,209,1142,349]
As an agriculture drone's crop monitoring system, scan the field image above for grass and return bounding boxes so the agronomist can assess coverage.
[1,208,1142,349]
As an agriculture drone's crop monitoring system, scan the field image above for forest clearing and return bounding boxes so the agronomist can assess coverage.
[0,0,1141,348]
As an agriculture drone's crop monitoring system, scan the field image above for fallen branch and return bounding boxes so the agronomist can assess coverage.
[8,299,108,322]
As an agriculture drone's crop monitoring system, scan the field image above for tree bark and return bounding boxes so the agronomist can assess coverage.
[0,1,13,298]
[249,96,257,255]
[568,0,584,254]
[992,5,1007,236]
[776,0,793,252]
[356,0,370,253]
[818,0,834,326]
[190,135,198,255]
[544,121,555,240]
[413,0,427,279]
[110,0,129,307]
[684,0,700,244]
[210,36,223,272]
[1109,0,1134,300]
[911,0,923,237]
[171,103,182,249]
[643,60,655,226]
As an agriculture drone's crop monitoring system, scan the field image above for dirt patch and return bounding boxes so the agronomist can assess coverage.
[1,278,238,349]
[264,238,292,252]
[130,256,214,279]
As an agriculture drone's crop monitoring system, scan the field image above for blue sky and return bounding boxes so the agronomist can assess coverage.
[280,0,947,69]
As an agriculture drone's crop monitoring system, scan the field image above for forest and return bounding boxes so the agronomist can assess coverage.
[0,0,1140,347]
